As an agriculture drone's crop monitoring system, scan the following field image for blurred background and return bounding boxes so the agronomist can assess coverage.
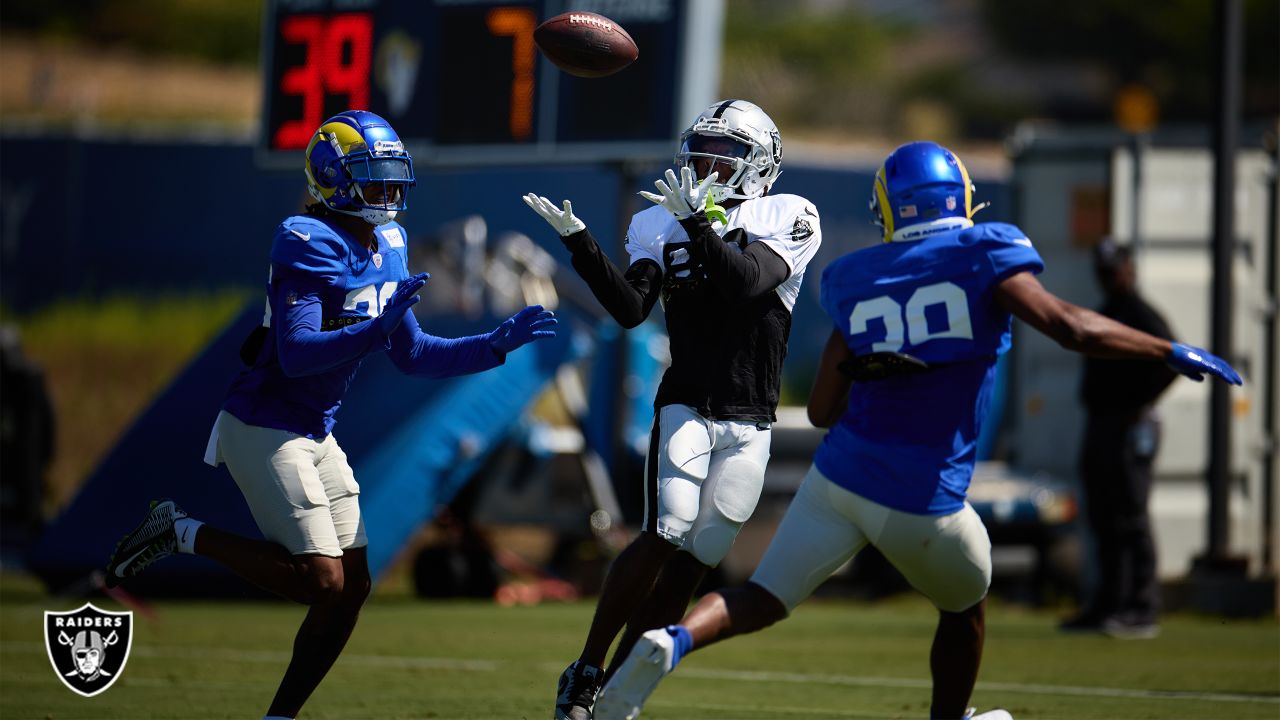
[1,0,1277,616]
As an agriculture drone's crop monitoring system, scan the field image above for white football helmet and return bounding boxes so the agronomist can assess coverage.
[675,99,782,203]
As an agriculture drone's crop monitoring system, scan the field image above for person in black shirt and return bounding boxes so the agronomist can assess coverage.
[1061,239,1178,638]
[524,99,822,720]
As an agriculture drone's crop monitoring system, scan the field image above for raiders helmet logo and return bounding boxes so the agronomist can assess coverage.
[791,216,815,241]
[44,603,133,697]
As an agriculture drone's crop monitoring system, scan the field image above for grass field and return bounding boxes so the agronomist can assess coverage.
[1,572,1276,720]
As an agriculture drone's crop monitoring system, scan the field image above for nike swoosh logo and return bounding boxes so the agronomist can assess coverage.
[180,526,190,545]
[112,547,150,577]
[290,229,311,242]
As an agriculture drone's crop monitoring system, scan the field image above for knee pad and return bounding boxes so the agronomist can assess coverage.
[689,525,736,567]
[689,458,765,565]
[932,556,992,613]
[712,457,765,523]
[656,476,700,545]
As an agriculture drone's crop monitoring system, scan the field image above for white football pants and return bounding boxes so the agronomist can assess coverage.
[644,403,771,567]
[751,465,992,613]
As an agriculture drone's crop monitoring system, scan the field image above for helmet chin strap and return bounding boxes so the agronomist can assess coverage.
[331,183,401,225]
[327,203,397,226]
[710,163,775,203]
[358,208,397,225]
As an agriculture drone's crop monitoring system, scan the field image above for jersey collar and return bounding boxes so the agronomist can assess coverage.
[890,217,973,242]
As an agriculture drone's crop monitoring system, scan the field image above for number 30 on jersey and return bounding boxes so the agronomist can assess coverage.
[848,281,973,352]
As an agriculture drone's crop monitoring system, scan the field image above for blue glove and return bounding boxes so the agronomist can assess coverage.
[488,305,557,354]
[1168,342,1243,385]
[377,272,429,337]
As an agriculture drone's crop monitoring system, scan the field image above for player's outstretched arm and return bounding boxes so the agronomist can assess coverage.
[274,272,428,378]
[995,271,1243,385]
[385,277,555,378]
[522,193,661,328]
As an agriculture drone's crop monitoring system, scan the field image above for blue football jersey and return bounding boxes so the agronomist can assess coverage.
[813,222,1044,515]
[222,214,414,438]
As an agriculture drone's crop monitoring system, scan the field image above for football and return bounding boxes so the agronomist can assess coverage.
[533,11,638,78]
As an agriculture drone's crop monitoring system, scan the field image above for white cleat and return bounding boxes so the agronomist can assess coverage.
[594,629,676,720]
[965,708,1013,720]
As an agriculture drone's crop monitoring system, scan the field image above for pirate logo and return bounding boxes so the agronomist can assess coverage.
[44,603,132,697]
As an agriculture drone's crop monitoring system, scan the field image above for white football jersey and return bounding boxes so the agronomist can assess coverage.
[621,192,822,422]
[624,193,821,312]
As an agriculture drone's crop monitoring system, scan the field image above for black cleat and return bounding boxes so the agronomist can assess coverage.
[104,499,187,587]
[555,660,603,720]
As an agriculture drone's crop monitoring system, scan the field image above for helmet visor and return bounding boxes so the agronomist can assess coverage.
[680,135,751,182]
[358,182,406,208]
[346,153,413,210]
[681,134,750,159]
[348,156,413,182]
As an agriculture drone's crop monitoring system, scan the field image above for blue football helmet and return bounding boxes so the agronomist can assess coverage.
[304,110,416,225]
[870,141,979,242]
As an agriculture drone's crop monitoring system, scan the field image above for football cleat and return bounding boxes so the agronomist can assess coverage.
[1102,613,1160,640]
[594,629,677,720]
[104,499,187,587]
[965,708,1014,719]
[555,660,602,720]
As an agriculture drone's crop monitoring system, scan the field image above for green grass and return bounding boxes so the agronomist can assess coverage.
[1,572,1276,719]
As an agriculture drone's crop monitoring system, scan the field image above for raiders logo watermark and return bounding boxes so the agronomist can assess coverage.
[44,603,133,697]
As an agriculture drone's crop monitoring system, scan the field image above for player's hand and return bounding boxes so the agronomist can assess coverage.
[1167,342,1243,385]
[639,167,718,220]
[377,272,429,336]
[522,194,587,236]
[488,305,558,354]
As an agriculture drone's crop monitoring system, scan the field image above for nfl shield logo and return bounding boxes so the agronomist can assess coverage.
[946,195,957,211]
[44,603,132,697]
[372,252,383,269]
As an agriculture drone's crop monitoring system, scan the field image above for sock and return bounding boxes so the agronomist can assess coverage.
[174,518,204,554]
[665,625,693,668]
[263,716,294,720]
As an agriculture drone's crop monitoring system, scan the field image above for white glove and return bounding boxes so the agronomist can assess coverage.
[522,193,587,236]
[638,167,719,220]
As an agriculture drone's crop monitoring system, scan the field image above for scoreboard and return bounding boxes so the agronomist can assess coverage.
[258,0,722,166]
